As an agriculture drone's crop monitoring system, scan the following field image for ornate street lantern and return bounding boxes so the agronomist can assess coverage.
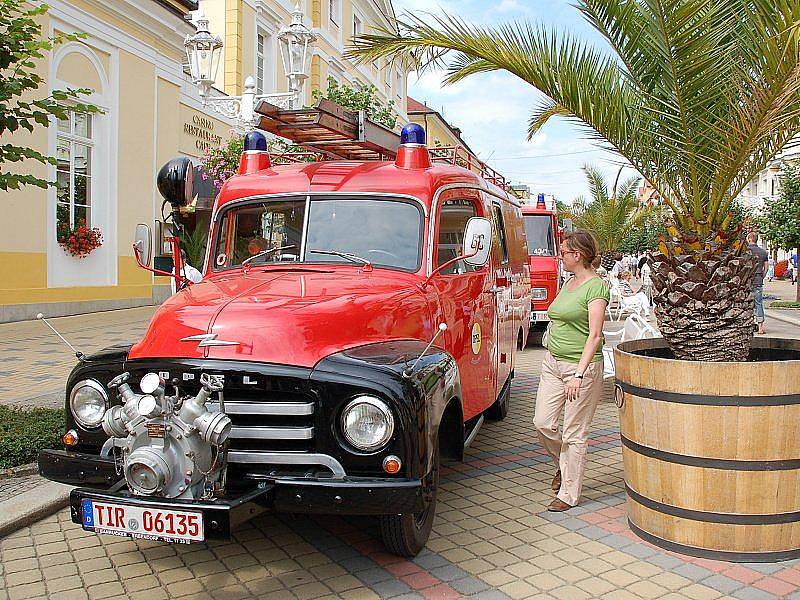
[277,3,317,101]
[185,5,315,129]
[184,14,223,99]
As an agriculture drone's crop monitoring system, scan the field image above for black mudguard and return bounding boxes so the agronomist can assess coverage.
[311,340,462,479]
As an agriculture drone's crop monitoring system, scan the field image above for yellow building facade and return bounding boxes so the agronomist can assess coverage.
[199,0,407,119]
[1,0,407,322]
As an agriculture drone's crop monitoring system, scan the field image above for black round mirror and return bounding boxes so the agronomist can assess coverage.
[157,157,194,207]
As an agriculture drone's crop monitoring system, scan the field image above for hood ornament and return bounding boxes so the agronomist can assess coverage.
[180,333,240,348]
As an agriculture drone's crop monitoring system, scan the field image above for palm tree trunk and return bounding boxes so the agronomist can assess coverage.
[649,238,758,361]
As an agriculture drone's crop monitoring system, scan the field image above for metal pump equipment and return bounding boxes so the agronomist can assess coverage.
[102,372,232,499]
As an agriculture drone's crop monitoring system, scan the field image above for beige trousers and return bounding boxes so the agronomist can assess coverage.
[534,352,604,506]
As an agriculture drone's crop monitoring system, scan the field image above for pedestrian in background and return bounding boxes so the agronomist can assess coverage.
[767,256,775,282]
[534,230,609,512]
[747,232,769,335]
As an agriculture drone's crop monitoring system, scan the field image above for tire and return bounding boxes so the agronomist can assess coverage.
[485,378,510,421]
[380,439,439,557]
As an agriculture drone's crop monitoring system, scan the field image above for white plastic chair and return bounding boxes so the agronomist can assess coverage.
[612,280,649,321]
[601,314,659,380]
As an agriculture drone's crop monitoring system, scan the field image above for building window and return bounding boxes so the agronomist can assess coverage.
[353,14,362,37]
[329,0,340,26]
[256,28,274,95]
[396,68,403,97]
[56,110,93,233]
[384,63,391,89]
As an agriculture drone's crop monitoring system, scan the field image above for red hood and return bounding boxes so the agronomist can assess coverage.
[129,267,434,367]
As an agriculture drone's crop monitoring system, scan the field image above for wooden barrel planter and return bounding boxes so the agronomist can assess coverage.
[615,337,800,562]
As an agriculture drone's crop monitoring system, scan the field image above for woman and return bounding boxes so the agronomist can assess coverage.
[618,270,651,315]
[534,231,609,512]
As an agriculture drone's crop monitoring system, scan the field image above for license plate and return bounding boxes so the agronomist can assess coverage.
[81,499,204,543]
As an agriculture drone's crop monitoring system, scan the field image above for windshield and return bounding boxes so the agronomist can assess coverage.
[524,215,556,257]
[212,196,423,271]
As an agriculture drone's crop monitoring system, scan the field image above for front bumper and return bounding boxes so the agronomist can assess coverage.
[41,448,425,537]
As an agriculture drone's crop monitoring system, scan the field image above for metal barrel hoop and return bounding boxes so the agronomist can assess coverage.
[614,383,624,408]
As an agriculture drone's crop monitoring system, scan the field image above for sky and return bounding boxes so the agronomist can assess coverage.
[391,0,636,204]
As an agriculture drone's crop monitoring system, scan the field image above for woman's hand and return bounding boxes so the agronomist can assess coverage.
[566,377,582,401]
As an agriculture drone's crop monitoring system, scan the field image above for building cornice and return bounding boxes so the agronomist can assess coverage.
[154,0,198,18]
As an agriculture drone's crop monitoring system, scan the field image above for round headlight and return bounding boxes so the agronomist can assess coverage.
[341,396,394,452]
[70,379,108,428]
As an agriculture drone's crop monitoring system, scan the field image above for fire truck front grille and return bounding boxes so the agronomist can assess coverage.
[125,362,338,481]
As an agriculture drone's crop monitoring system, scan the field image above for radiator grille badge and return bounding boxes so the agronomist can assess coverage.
[180,333,239,347]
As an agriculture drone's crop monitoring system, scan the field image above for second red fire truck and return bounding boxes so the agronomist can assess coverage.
[39,121,532,556]
[521,194,562,344]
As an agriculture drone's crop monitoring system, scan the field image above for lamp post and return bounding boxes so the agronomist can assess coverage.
[184,3,316,129]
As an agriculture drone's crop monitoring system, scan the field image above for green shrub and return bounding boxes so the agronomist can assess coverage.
[770,301,800,309]
[0,406,65,469]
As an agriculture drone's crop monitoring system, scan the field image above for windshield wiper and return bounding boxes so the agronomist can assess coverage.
[307,249,373,269]
[241,244,297,268]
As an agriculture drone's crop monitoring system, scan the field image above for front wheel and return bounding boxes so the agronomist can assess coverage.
[380,440,439,557]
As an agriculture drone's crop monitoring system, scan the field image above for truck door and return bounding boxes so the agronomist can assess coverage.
[490,202,514,394]
[431,190,496,421]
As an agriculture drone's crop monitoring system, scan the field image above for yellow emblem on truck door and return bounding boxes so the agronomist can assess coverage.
[471,323,482,354]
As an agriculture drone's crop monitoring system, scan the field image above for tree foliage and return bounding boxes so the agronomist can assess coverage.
[312,76,397,129]
[619,210,668,254]
[348,0,800,243]
[0,1,101,191]
[563,165,649,253]
[757,164,800,253]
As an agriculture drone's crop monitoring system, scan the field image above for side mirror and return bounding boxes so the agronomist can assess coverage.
[157,157,194,207]
[463,217,492,267]
[133,223,153,267]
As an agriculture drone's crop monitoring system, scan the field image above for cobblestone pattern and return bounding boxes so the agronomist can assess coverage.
[4,341,800,598]
[0,307,156,408]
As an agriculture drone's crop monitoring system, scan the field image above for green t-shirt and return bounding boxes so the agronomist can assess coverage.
[547,277,610,363]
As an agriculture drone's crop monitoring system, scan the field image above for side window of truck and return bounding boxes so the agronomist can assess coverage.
[492,204,509,265]
[436,198,480,275]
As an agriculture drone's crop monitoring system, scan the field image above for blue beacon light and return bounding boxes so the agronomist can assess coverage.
[400,123,426,146]
[243,130,268,152]
[536,193,546,209]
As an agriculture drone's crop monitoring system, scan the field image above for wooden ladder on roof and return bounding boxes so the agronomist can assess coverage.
[254,98,401,161]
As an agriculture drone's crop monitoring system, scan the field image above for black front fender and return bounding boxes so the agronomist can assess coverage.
[311,340,462,479]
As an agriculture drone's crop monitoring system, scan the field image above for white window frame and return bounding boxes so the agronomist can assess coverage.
[329,0,341,27]
[396,67,403,99]
[56,111,94,230]
[255,25,277,95]
[352,13,362,38]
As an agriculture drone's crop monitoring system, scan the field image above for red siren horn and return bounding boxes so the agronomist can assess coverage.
[395,123,431,170]
[238,131,271,174]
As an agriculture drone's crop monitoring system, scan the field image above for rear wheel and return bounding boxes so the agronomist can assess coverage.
[380,439,439,557]
[485,378,510,421]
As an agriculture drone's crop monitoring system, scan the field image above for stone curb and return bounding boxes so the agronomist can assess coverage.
[0,462,37,480]
[766,309,800,328]
[0,480,71,538]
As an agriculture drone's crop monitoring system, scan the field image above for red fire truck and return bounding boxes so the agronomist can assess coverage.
[521,194,561,344]
[39,120,531,556]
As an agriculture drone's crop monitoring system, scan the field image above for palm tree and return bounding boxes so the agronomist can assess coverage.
[566,165,647,261]
[349,1,800,361]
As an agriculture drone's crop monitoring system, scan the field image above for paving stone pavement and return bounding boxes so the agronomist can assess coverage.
[0,307,157,408]
[4,309,800,599]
